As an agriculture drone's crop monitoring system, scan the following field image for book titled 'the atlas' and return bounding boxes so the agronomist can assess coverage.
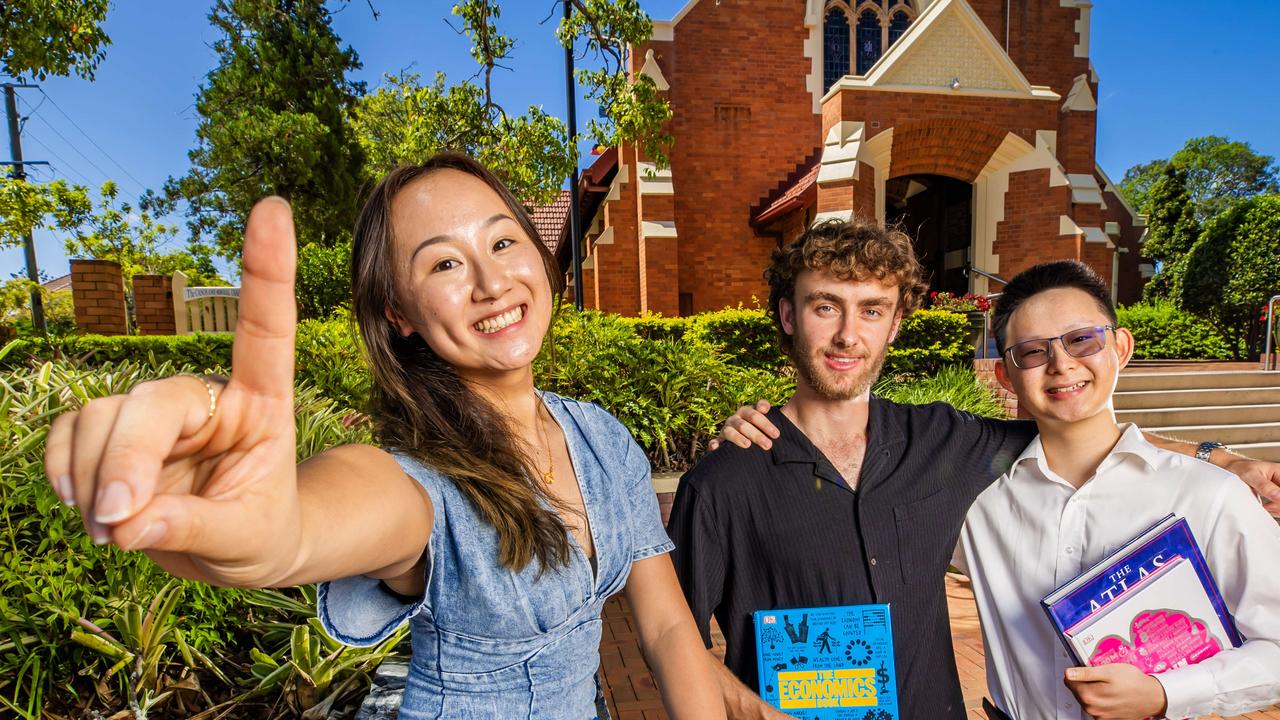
[753,603,898,720]
[1041,514,1242,672]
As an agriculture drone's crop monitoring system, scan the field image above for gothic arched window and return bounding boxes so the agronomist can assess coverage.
[856,9,882,74]
[889,10,911,44]
[823,7,851,91]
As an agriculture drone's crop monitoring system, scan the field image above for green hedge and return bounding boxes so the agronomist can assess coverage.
[3,314,372,410]
[2,305,973,467]
[621,306,970,374]
[1117,300,1233,360]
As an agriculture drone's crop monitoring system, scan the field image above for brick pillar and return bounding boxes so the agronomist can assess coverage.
[973,359,1027,419]
[70,259,129,335]
[132,274,176,335]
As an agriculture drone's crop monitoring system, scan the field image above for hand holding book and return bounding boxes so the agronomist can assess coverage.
[1064,663,1167,720]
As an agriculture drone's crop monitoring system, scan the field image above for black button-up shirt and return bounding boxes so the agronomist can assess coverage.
[669,397,1036,719]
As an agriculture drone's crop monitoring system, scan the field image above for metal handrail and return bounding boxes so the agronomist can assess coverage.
[961,266,1008,359]
[1265,294,1280,371]
[963,265,1010,288]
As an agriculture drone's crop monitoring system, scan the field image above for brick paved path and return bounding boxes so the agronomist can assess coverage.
[598,573,1280,720]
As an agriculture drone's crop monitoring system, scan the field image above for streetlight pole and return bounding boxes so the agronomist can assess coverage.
[3,82,47,334]
[563,0,584,311]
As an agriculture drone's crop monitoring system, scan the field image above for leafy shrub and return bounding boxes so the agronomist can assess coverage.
[3,332,235,371]
[296,239,353,321]
[539,309,793,470]
[874,365,1005,418]
[0,360,384,718]
[3,316,374,411]
[884,309,972,376]
[1117,300,1232,360]
[686,306,787,371]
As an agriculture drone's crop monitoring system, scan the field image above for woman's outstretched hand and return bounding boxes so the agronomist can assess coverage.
[43,198,305,587]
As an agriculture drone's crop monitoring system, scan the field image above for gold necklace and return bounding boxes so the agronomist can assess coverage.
[533,400,554,485]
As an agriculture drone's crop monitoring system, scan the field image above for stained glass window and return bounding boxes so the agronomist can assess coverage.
[824,7,851,91]
[889,11,911,44]
[856,10,882,74]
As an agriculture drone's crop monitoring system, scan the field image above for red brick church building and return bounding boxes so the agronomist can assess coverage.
[558,0,1149,316]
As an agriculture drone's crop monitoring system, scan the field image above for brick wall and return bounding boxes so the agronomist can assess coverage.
[993,168,1074,280]
[133,274,176,335]
[888,119,1009,182]
[967,0,1090,99]
[70,259,128,335]
[664,0,821,312]
[597,146,643,315]
[973,358,1025,419]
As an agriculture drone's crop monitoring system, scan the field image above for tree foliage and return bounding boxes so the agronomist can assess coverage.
[454,0,672,169]
[159,0,366,260]
[1120,136,1279,222]
[350,72,574,205]
[0,0,110,81]
[0,176,91,250]
[1177,195,1280,359]
[64,181,222,287]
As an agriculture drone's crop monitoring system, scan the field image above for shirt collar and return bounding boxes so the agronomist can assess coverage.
[767,396,907,487]
[1009,422,1159,481]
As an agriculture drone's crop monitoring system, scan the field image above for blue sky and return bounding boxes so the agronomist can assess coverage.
[4,0,1278,282]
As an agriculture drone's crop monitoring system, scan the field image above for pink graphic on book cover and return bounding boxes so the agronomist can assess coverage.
[1088,610,1223,672]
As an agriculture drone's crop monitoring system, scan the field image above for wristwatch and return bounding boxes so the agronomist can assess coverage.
[1195,441,1228,462]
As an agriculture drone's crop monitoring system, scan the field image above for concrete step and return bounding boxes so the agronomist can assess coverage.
[1117,404,1280,427]
[1115,387,1280,410]
[1233,442,1280,462]
[1117,371,1280,392]
[1145,422,1280,446]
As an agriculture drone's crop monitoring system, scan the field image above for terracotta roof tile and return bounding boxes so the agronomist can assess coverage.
[529,190,573,253]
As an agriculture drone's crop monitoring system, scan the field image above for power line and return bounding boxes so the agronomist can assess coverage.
[19,101,117,188]
[21,131,101,188]
[37,88,150,194]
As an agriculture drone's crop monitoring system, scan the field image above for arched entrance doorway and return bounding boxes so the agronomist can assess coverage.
[885,174,972,295]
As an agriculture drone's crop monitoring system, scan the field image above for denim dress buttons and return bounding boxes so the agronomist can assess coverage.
[319,392,674,719]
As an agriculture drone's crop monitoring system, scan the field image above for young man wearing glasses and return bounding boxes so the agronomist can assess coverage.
[670,222,1280,720]
[953,260,1280,720]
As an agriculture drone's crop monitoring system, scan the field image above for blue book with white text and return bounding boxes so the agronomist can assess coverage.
[753,603,898,720]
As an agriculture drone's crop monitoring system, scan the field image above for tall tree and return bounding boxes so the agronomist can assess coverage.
[0,0,110,80]
[64,181,222,287]
[1119,136,1278,222]
[160,0,366,260]
[452,0,672,170]
[350,72,575,205]
[1178,195,1280,359]
[1138,164,1201,301]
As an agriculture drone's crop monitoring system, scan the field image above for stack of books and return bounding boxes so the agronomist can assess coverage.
[1042,514,1242,671]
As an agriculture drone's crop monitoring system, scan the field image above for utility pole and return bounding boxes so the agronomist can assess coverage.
[3,82,47,334]
[563,0,584,311]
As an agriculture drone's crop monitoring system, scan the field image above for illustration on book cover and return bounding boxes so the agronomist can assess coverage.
[754,604,898,720]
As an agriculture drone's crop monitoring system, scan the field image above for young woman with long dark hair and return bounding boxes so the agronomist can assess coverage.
[43,154,724,719]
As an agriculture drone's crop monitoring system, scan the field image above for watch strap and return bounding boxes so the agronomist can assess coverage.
[1195,441,1228,462]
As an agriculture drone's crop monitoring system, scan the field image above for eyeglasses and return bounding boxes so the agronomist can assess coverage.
[1003,325,1115,369]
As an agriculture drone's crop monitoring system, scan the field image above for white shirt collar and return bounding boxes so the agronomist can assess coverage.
[1008,422,1159,485]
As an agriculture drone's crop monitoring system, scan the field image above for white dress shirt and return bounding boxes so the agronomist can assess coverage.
[954,423,1280,720]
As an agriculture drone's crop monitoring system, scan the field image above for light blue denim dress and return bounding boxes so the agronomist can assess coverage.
[317,392,674,720]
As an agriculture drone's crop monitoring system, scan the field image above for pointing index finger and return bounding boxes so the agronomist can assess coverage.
[231,197,298,399]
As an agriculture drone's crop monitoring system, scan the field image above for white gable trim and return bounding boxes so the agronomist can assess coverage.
[828,0,1052,102]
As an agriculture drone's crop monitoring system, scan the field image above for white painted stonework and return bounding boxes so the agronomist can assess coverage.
[970,130,1070,293]
[639,49,670,91]
[1061,73,1096,113]
[818,121,866,185]
[828,0,1058,102]
[642,220,679,239]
